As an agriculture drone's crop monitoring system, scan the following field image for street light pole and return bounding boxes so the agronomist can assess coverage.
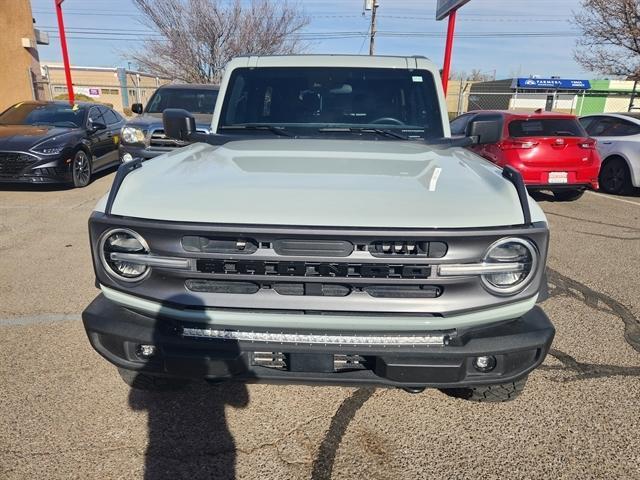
[54,0,74,104]
[369,1,379,56]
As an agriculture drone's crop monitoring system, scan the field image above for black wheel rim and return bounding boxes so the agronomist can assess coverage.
[602,164,625,192]
[74,152,90,185]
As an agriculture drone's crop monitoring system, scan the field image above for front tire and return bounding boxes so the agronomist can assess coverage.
[553,189,584,202]
[599,157,632,195]
[72,150,92,188]
[440,375,528,402]
[117,367,190,391]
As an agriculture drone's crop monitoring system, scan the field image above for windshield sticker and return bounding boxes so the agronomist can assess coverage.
[429,167,442,191]
[412,76,424,82]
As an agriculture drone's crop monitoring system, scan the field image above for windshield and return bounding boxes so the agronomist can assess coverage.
[146,88,218,114]
[509,118,586,137]
[0,103,87,128]
[219,67,444,139]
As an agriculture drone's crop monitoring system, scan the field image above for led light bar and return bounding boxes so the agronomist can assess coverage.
[182,328,447,346]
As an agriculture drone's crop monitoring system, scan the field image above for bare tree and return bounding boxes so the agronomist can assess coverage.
[573,0,640,78]
[130,0,309,83]
[448,69,493,82]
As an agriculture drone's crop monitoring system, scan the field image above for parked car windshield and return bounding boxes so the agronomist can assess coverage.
[0,102,87,128]
[145,88,218,114]
[219,67,444,139]
[509,118,586,137]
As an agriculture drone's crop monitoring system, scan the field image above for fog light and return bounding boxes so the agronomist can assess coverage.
[137,344,157,358]
[122,153,134,163]
[473,355,496,372]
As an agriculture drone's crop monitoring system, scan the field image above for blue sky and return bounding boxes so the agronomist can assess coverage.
[32,0,589,79]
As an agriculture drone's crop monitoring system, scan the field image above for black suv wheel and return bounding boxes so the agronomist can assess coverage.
[599,157,632,195]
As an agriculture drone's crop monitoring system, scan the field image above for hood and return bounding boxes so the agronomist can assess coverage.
[106,139,545,229]
[128,113,212,130]
[0,124,76,151]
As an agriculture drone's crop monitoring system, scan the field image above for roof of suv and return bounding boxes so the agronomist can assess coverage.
[225,54,439,71]
[158,84,219,90]
[466,110,578,120]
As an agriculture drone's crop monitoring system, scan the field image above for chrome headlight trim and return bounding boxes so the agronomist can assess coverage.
[480,237,538,296]
[98,228,151,283]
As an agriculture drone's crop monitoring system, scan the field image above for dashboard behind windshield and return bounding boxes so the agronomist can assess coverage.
[0,103,86,128]
[219,67,443,138]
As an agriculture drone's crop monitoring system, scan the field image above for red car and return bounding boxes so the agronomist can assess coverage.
[451,110,601,201]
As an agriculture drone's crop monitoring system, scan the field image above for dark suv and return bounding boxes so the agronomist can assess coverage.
[119,84,219,161]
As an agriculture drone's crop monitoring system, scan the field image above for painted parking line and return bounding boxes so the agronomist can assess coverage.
[0,313,81,327]
[585,191,640,207]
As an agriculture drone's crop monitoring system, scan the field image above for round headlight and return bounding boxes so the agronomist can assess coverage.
[99,228,150,282]
[481,237,538,295]
[121,126,146,144]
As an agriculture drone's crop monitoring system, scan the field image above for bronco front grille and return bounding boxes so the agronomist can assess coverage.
[0,152,38,176]
[195,259,431,279]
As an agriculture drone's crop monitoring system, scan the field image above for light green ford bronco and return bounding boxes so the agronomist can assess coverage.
[83,55,554,402]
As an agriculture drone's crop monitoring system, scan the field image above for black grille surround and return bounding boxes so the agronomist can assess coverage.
[89,212,549,315]
[0,152,38,176]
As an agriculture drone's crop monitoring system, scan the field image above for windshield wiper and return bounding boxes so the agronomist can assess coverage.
[318,127,408,140]
[219,124,292,137]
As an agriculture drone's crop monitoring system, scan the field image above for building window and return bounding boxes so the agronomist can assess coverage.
[103,88,119,95]
[129,89,136,98]
[53,86,68,93]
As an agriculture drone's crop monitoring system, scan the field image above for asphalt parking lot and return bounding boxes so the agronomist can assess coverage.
[1,175,639,479]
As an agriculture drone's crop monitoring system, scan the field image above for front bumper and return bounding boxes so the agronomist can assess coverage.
[119,144,174,161]
[83,294,555,389]
[0,156,72,184]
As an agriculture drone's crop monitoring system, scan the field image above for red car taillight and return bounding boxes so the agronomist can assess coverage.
[578,138,597,149]
[499,139,539,150]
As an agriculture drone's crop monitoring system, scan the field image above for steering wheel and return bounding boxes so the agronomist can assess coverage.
[370,117,405,126]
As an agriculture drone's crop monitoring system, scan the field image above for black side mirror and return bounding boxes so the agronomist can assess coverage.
[89,121,107,133]
[466,115,503,145]
[131,103,144,114]
[163,108,196,141]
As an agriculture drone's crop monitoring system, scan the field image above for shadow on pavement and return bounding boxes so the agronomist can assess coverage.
[129,381,249,480]
[529,190,556,203]
[126,294,250,480]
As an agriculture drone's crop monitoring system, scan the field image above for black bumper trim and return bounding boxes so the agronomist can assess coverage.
[82,294,555,388]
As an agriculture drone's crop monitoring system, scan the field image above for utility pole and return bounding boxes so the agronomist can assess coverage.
[369,0,379,56]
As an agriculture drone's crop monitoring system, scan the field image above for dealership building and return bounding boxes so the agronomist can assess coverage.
[465,77,639,115]
[41,64,172,114]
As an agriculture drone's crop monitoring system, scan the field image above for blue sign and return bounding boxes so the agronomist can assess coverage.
[515,78,591,90]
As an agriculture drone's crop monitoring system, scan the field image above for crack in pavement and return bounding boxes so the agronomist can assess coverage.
[311,387,376,480]
[546,267,640,353]
[543,348,640,383]
[574,230,640,241]
[545,211,640,233]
